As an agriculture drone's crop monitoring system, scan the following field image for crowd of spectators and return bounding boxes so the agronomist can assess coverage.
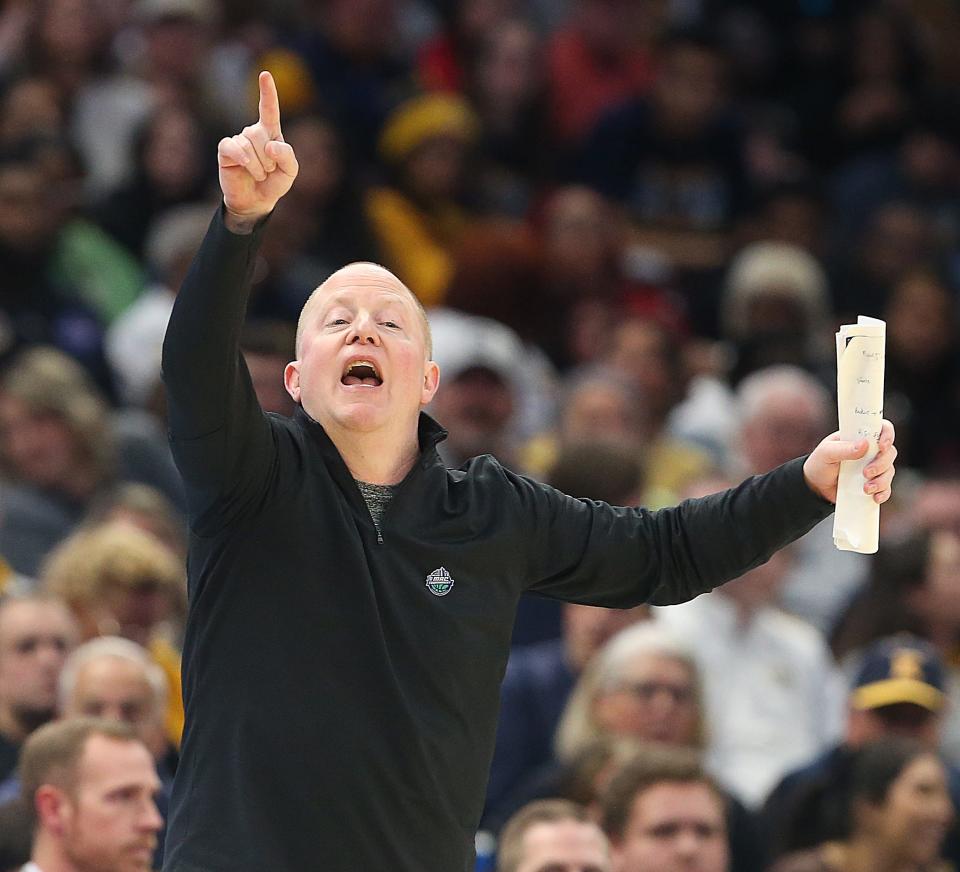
[0,0,959,869]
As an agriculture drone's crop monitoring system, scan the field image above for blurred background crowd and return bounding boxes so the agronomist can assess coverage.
[0,0,958,869]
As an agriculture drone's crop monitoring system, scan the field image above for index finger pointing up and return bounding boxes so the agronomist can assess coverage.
[258,70,282,138]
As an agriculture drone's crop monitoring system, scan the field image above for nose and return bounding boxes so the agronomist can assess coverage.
[674,828,702,859]
[37,640,65,671]
[140,797,164,833]
[346,311,380,346]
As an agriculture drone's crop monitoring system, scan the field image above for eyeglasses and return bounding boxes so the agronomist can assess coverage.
[614,681,694,705]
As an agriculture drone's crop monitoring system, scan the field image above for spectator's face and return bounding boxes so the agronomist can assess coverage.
[594,654,699,746]
[0,396,81,490]
[286,119,342,203]
[654,45,725,134]
[475,20,542,115]
[886,272,955,369]
[0,164,51,250]
[245,351,296,417]
[606,321,678,420]
[64,658,162,751]
[54,735,162,872]
[911,531,960,630]
[288,269,438,435]
[544,188,614,283]
[848,703,941,748]
[562,385,641,446]
[144,18,207,83]
[326,0,397,59]
[404,136,468,201]
[142,106,204,198]
[431,368,514,459]
[0,601,76,728]
[862,754,953,866]
[517,819,611,872]
[0,78,64,142]
[715,549,790,613]
[40,0,106,67]
[738,393,826,473]
[612,782,728,872]
[860,205,930,285]
[101,580,174,647]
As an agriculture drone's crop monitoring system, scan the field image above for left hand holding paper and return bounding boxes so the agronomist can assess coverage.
[802,420,897,507]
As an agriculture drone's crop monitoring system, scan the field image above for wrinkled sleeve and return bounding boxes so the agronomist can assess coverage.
[160,206,276,535]
[516,457,834,608]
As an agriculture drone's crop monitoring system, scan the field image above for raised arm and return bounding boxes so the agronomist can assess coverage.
[161,72,300,531]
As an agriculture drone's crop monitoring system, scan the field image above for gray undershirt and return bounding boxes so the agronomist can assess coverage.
[355,480,396,538]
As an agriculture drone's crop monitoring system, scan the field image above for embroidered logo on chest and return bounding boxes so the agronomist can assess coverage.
[425,567,455,597]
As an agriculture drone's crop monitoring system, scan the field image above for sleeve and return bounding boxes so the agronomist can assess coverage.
[517,457,835,608]
[160,205,277,534]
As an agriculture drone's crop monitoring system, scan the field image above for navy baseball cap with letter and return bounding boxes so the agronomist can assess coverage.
[851,634,946,712]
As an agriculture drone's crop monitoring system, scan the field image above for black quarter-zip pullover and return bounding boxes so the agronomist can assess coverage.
[160,207,834,872]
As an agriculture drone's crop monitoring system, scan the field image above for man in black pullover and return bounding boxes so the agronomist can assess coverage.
[160,72,898,872]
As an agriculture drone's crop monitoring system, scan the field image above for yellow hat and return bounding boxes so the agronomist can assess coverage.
[254,51,317,117]
[378,93,479,164]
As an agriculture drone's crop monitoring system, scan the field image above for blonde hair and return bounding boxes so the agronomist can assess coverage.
[0,346,114,483]
[497,799,604,872]
[41,521,186,620]
[554,623,705,762]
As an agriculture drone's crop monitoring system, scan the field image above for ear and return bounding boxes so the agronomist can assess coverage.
[284,360,301,404]
[420,361,440,407]
[35,785,70,836]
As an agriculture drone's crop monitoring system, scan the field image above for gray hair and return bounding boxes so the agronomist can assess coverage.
[554,622,704,762]
[735,364,832,430]
[57,636,168,716]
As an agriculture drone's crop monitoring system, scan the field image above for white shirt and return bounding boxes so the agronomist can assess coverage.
[22,863,44,872]
[779,517,869,633]
[105,284,175,407]
[655,592,845,808]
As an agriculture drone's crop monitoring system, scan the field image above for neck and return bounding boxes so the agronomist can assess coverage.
[845,836,915,872]
[328,425,421,486]
[32,831,75,872]
[60,464,100,502]
[0,705,30,744]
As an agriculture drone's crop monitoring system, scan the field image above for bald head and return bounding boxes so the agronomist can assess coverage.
[296,262,432,359]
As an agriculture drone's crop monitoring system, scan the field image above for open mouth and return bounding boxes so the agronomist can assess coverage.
[341,360,383,387]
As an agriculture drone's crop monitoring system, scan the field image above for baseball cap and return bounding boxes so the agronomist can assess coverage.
[428,309,523,390]
[851,635,946,712]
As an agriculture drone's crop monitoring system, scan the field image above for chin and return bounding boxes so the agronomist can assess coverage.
[335,404,390,433]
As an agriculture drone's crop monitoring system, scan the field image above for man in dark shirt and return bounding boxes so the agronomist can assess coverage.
[160,72,898,872]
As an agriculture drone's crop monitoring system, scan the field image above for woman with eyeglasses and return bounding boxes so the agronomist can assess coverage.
[488,622,766,871]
